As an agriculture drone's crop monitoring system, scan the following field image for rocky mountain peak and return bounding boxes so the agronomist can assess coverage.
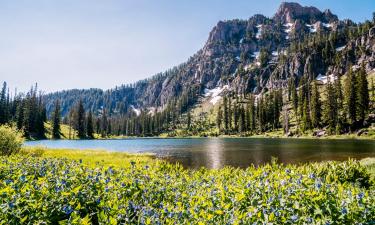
[273,2,337,24]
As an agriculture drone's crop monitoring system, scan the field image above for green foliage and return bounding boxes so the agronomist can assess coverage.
[310,81,322,128]
[86,111,94,139]
[0,125,24,156]
[357,64,369,123]
[324,79,338,134]
[345,68,357,127]
[52,99,61,139]
[76,100,86,139]
[0,82,47,139]
[0,150,374,224]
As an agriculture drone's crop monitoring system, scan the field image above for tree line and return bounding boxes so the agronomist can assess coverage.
[216,64,373,136]
[0,83,46,139]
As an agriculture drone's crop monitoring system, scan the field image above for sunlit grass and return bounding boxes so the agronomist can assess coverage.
[21,146,156,169]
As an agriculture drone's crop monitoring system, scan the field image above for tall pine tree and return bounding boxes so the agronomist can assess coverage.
[86,111,94,139]
[310,81,322,128]
[344,68,357,130]
[76,100,86,139]
[356,64,369,124]
[51,100,61,139]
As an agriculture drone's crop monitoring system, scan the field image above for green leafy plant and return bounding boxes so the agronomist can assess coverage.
[0,125,24,156]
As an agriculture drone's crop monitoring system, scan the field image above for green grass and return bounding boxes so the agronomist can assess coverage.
[1,147,374,224]
[44,122,78,139]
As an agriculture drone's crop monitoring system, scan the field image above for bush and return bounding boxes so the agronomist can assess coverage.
[0,125,24,156]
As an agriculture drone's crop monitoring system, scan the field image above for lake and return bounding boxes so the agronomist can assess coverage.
[24,138,375,169]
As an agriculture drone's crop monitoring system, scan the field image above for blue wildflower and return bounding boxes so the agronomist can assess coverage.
[5,179,13,185]
[357,192,364,200]
[63,205,73,215]
[291,215,298,222]
[20,175,26,182]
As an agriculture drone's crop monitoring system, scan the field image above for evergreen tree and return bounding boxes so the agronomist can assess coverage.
[223,96,229,133]
[238,106,245,133]
[86,111,94,139]
[282,104,289,134]
[324,78,337,134]
[52,100,61,139]
[344,68,357,130]
[228,97,232,131]
[187,111,192,130]
[16,101,24,130]
[310,81,322,128]
[216,107,222,131]
[356,64,369,124]
[76,100,86,139]
[0,82,7,124]
[334,76,344,133]
[248,95,256,133]
[101,109,108,138]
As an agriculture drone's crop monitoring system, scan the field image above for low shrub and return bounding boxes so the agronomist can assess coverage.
[0,125,24,156]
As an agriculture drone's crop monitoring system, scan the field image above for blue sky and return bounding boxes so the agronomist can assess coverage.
[0,0,374,93]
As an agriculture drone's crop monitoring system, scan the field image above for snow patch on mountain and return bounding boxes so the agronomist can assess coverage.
[130,105,141,116]
[204,85,229,105]
[316,74,336,84]
[335,46,345,51]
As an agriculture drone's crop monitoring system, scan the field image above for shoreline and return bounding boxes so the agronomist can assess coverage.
[26,134,375,141]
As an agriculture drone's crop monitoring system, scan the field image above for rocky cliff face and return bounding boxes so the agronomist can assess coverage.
[44,2,375,117]
[273,2,337,24]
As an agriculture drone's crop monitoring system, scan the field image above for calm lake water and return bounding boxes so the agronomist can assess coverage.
[24,138,375,169]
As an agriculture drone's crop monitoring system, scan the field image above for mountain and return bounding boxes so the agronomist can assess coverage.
[44,2,375,119]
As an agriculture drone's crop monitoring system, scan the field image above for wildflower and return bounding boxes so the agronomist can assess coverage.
[356,192,364,200]
[19,175,26,182]
[341,208,348,214]
[291,215,298,222]
[62,205,73,215]
[5,179,13,185]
